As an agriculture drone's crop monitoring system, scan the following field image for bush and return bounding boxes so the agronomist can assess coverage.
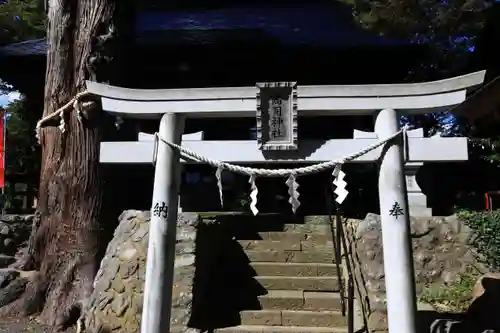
[419,269,479,313]
[457,209,500,270]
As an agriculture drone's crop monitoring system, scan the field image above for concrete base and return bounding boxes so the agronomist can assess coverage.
[406,161,431,217]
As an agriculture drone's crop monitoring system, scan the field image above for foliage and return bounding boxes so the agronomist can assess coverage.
[457,209,500,270]
[419,268,480,313]
[5,97,39,174]
[343,0,488,80]
[0,0,45,211]
[401,112,465,137]
[342,0,490,141]
[0,0,45,45]
[3,97,40,211]
[458,110,500,165]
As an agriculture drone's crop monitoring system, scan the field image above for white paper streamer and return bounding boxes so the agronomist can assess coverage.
[249,175,259,215]
[332,164,348,204]
[285,174,300,213]
[215,166,224,207]
[59,113,66,133]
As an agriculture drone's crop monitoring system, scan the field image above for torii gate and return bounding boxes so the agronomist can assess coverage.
[87,69,486,333]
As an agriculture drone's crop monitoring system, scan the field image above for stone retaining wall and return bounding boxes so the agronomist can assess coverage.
[84,210,199,333]
[0,214,34,256]
[346,213,487,333]
[84,211,271,333]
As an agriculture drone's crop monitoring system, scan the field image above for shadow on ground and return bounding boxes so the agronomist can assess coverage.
[189,215,273,331]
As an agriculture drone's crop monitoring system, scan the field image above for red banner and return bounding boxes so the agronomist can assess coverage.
[0,108,4,189]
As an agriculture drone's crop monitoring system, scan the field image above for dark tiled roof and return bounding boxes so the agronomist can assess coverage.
[0,6,407,57]
[136,6,405,47]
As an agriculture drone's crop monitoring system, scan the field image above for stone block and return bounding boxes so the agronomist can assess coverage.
[281,310,347,327]
[291,224,330,233]
[317,264,338,276]
[251,262,319,277]
[301,241,334,252]
[255,276,339,291]
[245,250,334,263]
[289,251,333,264]
[303,216,331,225]
[315,277,339,291]
[245,250,291,262]
[258,290,304,310]
[215,326,264,333]
[303,292,342,311]
[256,276,315,291]
[260,232,307,242]
[239,240,301,251]
[305,233,332,242]
[240,310,282,326]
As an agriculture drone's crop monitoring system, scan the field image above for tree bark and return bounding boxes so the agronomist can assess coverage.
[2,0,118,329]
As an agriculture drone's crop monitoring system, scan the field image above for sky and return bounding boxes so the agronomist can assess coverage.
[0,91,21,108]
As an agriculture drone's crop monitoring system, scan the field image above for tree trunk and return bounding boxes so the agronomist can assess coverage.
[3,0,118,329]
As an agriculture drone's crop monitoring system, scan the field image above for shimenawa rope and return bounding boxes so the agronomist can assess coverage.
[35,90,91,142]
[154,130,403,177]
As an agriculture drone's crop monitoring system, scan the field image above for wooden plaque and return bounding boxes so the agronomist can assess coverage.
[256,82,298,151]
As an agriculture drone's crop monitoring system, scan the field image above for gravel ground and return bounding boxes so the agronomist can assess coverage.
[0,317,76,333]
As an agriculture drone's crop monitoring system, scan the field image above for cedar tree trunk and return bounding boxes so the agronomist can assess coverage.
[3,0,118,329]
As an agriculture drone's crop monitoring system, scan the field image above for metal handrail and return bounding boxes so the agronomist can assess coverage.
[325,185,346,316]
[325,179,355,333]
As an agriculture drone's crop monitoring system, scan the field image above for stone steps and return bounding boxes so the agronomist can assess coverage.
[284,224,331,234]
[247,232,332,243]
[258,290,342,311]
[215,325,348,333]
[245,250,333,263]
[251,263,338,277]
[227,216,347,333]
[255,276,339,292]
[239,240,301,252]
[240,310,347,327]
[239,240,334,252]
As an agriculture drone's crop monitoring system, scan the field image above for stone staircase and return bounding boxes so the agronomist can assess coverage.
[216,217,348,333]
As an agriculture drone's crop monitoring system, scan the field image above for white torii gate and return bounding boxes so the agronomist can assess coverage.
[87,69,486,333]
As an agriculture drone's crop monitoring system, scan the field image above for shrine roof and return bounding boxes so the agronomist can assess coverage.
[136,5,404,47]
[0,5,406,57]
